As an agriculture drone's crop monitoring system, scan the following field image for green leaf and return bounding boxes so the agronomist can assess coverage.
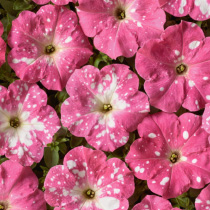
[13,0,36,11]
[196,21,202,27]
[0,0,18,16]
[0,62,18,84]
[30,162,37,169]
[0,157,8,164]
[171,193,195,209]
[55,89,69,102]
[44,147,59,168]
[93,52,112,69]
[59,143,68,155]
[70,135,84,148]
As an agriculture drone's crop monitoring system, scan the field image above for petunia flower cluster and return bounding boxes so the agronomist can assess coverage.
[1,0,210,209]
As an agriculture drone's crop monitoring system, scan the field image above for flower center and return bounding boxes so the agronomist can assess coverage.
[103,104,112,112]
[176,64,187,75]
[45,44,56,54]
[0,204,5,210]
[170,152,179,163]
[10,117,20,128]
[84,189,95,199]
[115,8,126,20]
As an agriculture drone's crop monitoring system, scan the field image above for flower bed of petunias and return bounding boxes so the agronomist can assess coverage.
[1,0,210,209]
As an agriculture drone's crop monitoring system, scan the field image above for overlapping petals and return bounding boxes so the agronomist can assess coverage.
[32,0,76,5]
[159,0,210,21]
[8,5,92,91]
[61,64,149,151]
[126,112,210,199]
[0,21,6,67]
[195,184,210,209]
[132,195,180,210]
[0,80,60,166]
[44,146,134,210]
[77,0,165,59]
[202,103,210,134]
[136,21,210,112]
[0,160,46,210]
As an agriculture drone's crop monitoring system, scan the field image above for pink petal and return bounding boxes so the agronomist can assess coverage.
[202,103,210,134]
[132,195,180,210]
[32,0,76,4]
[44,165,77,207]
[0,160,46,209]
[94,21,139,59]
[160,0,210,20]
[195,184,210,210]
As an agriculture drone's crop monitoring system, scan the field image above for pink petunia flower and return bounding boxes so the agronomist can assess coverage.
[0,21,6,67]
[132,195,180,210]
[0,160,46,210]
[0,80,60,166]
[136,21,210,112]
[126,112,210,199]
[44,146,134,210]
[32,0,76,5]
[61,64,149,152]
[159,0,210,21]
[77,0,165,59]
[202,103,210,134]
[8,5,92,91]
[195,184,210,209]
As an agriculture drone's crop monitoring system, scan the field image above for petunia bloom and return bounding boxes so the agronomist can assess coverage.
[61,64,149,152]
[126,112,210,199]
[0,21,6,67]
[32,0,76,5]
[77,0,165,59]
[132,195,180,210]
[159,0,210,21]
[136,21,210,112]
[8,5,92,91]
[0,80,60,166]
[195,184,210,209]
[0,160,46,210]
[44,146,134,210]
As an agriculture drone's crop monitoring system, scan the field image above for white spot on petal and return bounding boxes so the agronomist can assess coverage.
[192,159,197,163]
[183,131,189,140]
[160,177,170,185]
[148,133,156,138]
[174,50,180,56]
[189,41,200,50]
[155,151,160,156]
[67,160,76,169]
[188,80,195,87]
[196,176,201,183]
[65,36,72,43]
